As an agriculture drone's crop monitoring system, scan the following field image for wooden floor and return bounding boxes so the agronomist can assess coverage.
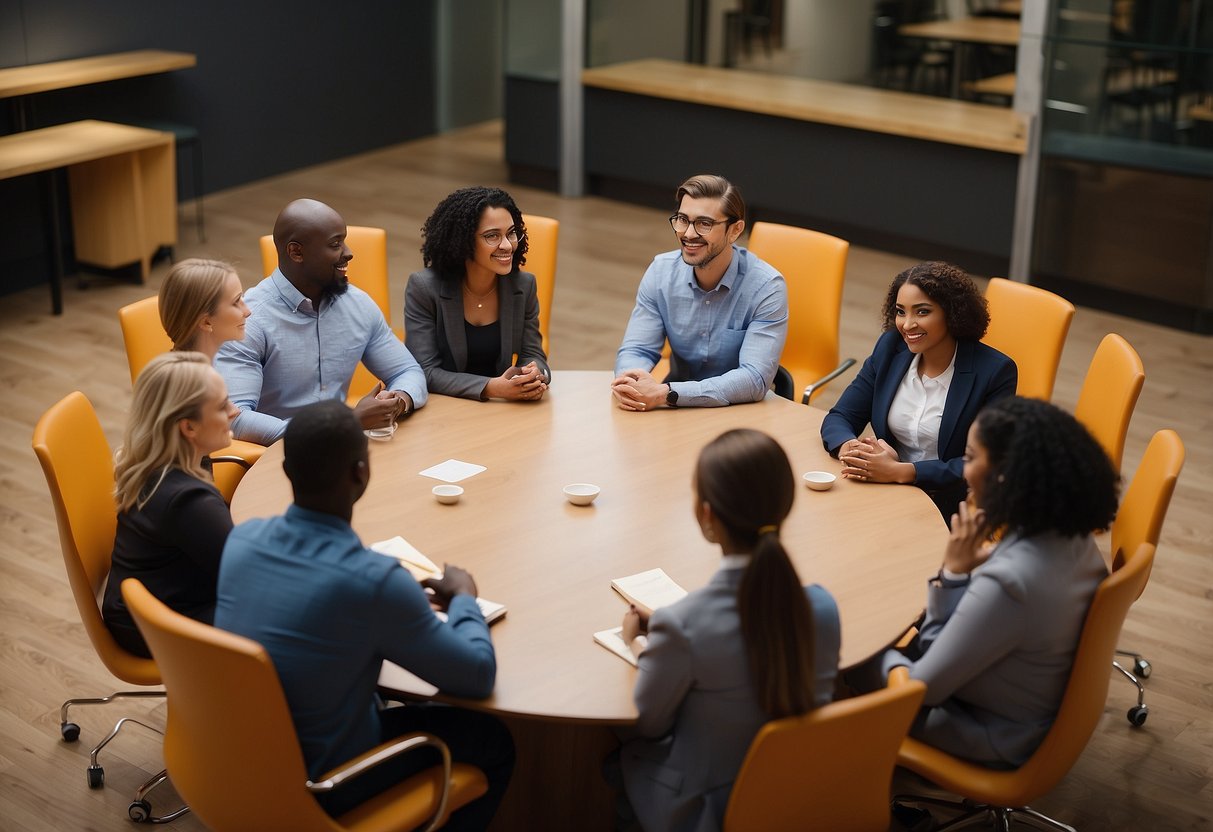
[1,121,1209,831]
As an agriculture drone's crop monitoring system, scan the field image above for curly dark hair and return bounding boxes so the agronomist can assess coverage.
[420,186,529,278]
[880,261,990,340]
[974,397,1119,538]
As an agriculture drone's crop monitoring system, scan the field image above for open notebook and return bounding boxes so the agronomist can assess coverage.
[595,568,688,665]
[371,536,506,625]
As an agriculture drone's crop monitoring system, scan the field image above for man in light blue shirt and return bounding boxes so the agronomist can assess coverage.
[216,199,427,444]
[612,174,788,410]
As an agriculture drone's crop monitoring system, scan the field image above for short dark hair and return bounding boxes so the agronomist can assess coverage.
[880,261,990,340]
[974,397,1119,537]
[420,186,528,277]
[283,400,367,500]
[676,174,745,224]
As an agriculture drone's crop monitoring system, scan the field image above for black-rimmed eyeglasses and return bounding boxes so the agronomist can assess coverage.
[669,214,735,236]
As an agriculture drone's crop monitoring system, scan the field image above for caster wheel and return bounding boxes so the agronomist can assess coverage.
[61,722,80,742]
[128,799,152,823]
[87,765,104,789]
[1127,705,1148,727]
[1135,659,1151,679]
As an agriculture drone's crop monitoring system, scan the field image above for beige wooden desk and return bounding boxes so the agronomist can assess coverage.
[232,371,947,828]
[899,17,1021,47]
[0,49,196,100]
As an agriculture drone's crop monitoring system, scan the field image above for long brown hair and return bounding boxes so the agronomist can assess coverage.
[159,258,237,350]
[695,429,818,718]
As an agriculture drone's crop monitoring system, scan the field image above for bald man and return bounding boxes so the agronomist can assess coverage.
[216,199,426,444]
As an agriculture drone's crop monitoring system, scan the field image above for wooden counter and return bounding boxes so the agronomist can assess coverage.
[0,50,196,99]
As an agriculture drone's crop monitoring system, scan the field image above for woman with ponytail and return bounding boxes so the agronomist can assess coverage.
[617,428,840,832]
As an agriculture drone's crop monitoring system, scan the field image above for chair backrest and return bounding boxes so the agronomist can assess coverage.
[260,225,391,324]
[1111,429,1184,580]
[723,679,926,832]
[522,213,559,356]
[122,578,343,831]
[747,222,849,403]
[118,296,173,384]
[31,392,160,686]
[1007,541,1156,804]
[1073,333,1145,471]
[982,277,1075,400]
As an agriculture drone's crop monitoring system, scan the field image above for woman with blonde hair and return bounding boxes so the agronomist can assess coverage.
[102,351,239,657]
[159,258,250,360]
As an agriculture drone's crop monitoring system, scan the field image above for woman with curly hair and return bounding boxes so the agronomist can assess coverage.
[867,396,1117,769]
[159,258,250,361]
[405,186,550,400]
[820,261,1017,517]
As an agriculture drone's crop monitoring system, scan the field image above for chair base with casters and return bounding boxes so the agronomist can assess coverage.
[891,794,1076,832]
[82,716,190,823]
[1113,660,1149,726]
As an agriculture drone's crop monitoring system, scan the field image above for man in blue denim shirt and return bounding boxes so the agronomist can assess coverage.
[216,199,427,444]
[612,174,788,410]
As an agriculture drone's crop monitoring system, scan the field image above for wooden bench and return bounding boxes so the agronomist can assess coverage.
[964,72,1016,101]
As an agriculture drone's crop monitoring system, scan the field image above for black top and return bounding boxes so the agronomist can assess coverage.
[102,467,232,658]
[463,318,502,379]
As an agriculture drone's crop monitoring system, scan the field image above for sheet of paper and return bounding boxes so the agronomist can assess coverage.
[371,535,441,580]
[435,597,507,625]
[611,568,688,615]
[593,626,638,667]
[418,458,487,483]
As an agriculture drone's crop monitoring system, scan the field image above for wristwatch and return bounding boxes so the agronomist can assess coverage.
[665,386,679,408]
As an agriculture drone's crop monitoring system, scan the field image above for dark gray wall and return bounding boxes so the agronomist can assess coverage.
[2,0,438,294]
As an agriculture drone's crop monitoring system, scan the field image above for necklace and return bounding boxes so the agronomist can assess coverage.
[463,281,494,309]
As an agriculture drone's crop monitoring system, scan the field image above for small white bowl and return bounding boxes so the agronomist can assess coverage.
[563,483,601,506]
[803,471,837,492]
[432,485,464,505]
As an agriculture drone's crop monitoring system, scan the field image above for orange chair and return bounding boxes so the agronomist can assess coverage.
[1074,333,1145,472]
[982,278,1075,400]
[892,541,1158,831]
[116,296,263,503]
[122,578,488,831]
[31,392,182,820]
[723,676,926,832]
[521,213,558,357]
[747,222,855,403]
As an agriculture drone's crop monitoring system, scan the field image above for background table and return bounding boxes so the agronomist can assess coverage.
[231,371,948,827]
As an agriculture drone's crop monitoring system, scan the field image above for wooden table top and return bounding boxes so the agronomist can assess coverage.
[582,59,1027,154]
[899,17,1021,46]
[231,372,948,723]
[0,49,196,99]
[0,120,173,180]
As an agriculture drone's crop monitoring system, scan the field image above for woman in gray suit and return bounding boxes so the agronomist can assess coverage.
[876,396,1118,771]
[405,186,550,401]
[618,429,841,832]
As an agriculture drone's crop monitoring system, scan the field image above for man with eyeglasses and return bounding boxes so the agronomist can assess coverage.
[612,174,788,410]
[217,198,427,444]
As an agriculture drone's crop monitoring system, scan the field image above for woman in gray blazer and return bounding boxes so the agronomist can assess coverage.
[876,396,1118,770]
[618,429,841,832]
[405,186,549,401]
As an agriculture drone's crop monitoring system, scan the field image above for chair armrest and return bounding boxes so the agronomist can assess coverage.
[887,666,912,688]
[802,358,857,404]
[210,454,252,471]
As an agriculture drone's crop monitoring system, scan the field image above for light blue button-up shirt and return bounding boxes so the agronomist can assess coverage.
[216,270,427,444]
[615,245,788,406]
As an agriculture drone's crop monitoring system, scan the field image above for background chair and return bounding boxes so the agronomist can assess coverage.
[122,577,488,831]
[893,540,1158,831]
[1107,429,1185,725]
[116,296,263,503]
[982,277,1075,400]
[521,213,559,357]
[723,677,925,832]
[31,392,180,819]
[1074,333,1145,472]
[747,222,856,404]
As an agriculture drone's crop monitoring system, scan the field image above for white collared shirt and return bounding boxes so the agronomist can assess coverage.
[887,350,956,463]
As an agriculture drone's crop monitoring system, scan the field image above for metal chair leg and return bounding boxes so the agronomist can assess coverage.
[1113,660,1149,725]
[60,689,166,742]
[128,768,192,824]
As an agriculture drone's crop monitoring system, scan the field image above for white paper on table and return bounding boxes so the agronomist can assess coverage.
[371,536,441,580]
[418,459,487,483]
[610,568,688,616]
[593,626,639,667]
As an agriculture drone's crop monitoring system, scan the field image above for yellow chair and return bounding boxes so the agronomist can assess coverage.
[122,578,488,831]
[260,225,400,403]
[116,296,263,503]
[1107,429,1185,724]
[892,540,1158,831]
[521,213,558,357]
[747,222,855,403]
[723,677,926,832]
[31,392,182,820]
[1074,333,1145,472]
[982,277,1075,400]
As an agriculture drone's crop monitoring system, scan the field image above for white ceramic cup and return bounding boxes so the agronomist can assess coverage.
[803,471,837,492]
[432,485,464,505]
[563,483,601,506]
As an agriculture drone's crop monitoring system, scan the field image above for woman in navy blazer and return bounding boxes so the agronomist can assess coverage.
[405,186,550,401]
[821,262,1016,517]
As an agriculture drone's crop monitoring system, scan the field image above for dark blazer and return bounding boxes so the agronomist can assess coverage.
[404,267,549,400]
[820,331,1017,514]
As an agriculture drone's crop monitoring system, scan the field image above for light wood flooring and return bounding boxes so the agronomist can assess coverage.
[0,121,1209,831]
